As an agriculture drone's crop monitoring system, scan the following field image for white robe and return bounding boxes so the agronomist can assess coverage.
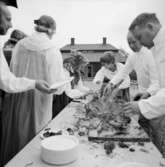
[9,32,65,132]
[0,46,35,93]
[138,28,165,156]
[0,32,66,165]
[139,28,165,119]
[111,47,159,95]
[93,63,130,89]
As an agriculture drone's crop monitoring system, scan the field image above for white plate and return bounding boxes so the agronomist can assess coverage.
[50,77,73,89]
[116,162,148,167]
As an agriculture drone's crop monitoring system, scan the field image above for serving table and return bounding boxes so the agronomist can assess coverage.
[5,102,165,167]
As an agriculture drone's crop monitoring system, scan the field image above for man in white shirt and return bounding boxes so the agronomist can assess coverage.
[109,31,159,134]
[110,31,159,99]
[0,2,51,93]
[123,13,165,156]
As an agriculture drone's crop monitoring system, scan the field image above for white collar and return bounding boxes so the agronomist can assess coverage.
[21,31,55,51]
[153,27,165,47]
[140,46,149,53]
[32,31,49,40]
[102,66,117,73]
[136,46,146,56]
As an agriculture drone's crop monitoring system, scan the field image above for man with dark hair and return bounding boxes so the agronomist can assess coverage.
[110,31,159,101]
[129,13,161,50]
[129,13,160,31]
[123,12,165,156]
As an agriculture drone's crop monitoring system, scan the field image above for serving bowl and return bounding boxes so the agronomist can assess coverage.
[41,135,79,165]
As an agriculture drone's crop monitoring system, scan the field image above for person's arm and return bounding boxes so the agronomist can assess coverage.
[138,89,165,119]
[116,63,130,89]
[46,47,65,84]
[8,43,52,94]
[93,68,104,84]
[111,55,135,86]
[45,47,67,95]
[0,47,36,93]
[146,52,160,95]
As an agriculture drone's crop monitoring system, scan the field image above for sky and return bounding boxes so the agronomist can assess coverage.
[2,0,165,53]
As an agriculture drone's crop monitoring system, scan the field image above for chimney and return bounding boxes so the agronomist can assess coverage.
[71,38,75,45]
[103,37,107,45]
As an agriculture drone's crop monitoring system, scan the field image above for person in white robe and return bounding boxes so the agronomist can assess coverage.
[0,2,51,93]
[93,51,130,101]
[123,13,165,156]
[110,31,159,99]
[107,31,159,134]
[0,3,56,166]
[0,15,65,165]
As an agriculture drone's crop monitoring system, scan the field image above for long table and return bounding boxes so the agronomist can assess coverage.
[5,102,165,167]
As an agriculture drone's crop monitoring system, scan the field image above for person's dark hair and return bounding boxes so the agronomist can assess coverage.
[70,50,88,70]
[3,29,27,65]
[10,29,27,42]
[4,29,27,49]
[100,52,116,64]
[129,13,160,31]
[63,57,74,65]
[68,50,88,87]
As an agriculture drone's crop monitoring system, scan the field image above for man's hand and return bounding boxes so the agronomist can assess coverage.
[103,79,124,98]
[103,82,115,97]
[80,90,95,99]
[133,92,143,101]
[35,80,57,94]
[95,81,101,85]
[140,92,151,99]
[123,101,140,116]
[133,92,151,101]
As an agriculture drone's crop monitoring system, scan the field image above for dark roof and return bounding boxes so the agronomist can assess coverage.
[60,43,118,52]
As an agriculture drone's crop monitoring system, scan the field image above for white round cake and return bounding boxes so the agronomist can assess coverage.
[41,135,79,165]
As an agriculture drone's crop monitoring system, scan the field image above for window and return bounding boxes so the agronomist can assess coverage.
[87,65,93,78]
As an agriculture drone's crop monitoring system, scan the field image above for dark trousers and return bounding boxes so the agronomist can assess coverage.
[0,90,5,165]
[138,114,151,136]
[52,93,72,119]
